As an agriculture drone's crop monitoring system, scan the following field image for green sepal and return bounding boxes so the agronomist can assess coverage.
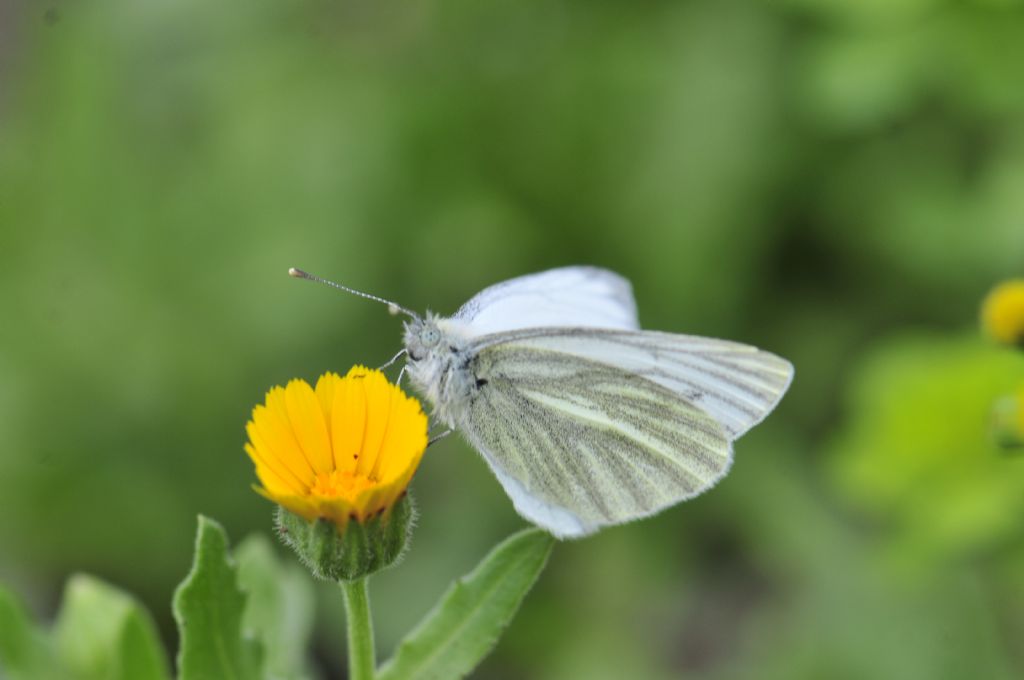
[172,515,263,680]
[275,493,414,582]
[377,527,555,680]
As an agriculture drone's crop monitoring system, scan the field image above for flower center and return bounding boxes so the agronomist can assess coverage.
[310,470,376,500]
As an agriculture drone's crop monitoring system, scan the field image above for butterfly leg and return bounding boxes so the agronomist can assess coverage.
[378,348,407,371]
[428,427,453,447]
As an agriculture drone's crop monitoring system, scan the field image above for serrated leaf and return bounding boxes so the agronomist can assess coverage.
[52,574,170,680]
[377,528,554,680]
[173,516,262,680]
[0,583,61,680]
[235,535,315,680]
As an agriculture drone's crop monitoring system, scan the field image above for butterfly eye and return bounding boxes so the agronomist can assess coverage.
[421,327,441,347]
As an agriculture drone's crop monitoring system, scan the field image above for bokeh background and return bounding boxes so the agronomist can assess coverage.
[3,0,1024,677]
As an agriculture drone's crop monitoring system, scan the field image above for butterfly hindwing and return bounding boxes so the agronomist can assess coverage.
[454,342,733,538]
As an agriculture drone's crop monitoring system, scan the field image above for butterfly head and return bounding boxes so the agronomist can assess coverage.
[403,313,444,363]
[402,313,474,426]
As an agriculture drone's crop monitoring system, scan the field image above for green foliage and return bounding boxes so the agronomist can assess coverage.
[171,516,317,680]
[0,577,170,680]
[717,440,1020,680]
[173,516,263,680]
[53,575,171,680]
[830,335,1024,560]
[235,536,315,680]
[0,584,61,680]
[378,528,554,680]
[0,519,320,680]
[1,519,550,680]
[4,0,1024,677]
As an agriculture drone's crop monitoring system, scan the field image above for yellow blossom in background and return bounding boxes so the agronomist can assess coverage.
[980,279,1024,347]
[245,366,428,531]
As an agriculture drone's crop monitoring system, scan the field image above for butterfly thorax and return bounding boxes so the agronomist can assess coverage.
[403,313,475,427]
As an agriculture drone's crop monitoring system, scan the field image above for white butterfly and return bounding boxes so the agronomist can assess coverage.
[292,266,793,539]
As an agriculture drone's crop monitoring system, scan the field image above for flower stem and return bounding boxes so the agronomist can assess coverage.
[342,578,376,680]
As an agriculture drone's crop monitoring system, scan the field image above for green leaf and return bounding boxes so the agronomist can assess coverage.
[377,528,555,680]
[830,335,1024,560]
[52,574,171,680]
[173,516,262,680]
[235,535,315,680]
[0,583,61,680]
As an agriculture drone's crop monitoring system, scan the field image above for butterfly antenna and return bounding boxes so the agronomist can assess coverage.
[288,268,418,319]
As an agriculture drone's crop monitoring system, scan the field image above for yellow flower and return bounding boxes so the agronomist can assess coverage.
[245,366,428,531]
[981,279,1024,347]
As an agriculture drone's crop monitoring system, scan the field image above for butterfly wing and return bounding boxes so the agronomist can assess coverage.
[450,329,792,538]
[470,329,794,440]
[457,341,733,538]
[451,266,639,335]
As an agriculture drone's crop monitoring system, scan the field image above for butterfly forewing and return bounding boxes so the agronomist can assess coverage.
[469,328,793,440]
[455,344,733,538]
[452,266,640,335]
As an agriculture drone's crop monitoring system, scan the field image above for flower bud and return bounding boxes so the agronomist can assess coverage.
[243,367,429,581]
[276,493,415,581]
[981,280,1024,348]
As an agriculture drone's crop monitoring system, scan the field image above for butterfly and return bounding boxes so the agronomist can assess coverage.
[292,266,793,539]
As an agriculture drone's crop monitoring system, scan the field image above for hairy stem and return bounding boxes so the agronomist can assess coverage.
[342,578,375,680]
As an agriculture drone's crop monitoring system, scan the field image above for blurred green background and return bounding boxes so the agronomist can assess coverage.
[2,0,1024,677]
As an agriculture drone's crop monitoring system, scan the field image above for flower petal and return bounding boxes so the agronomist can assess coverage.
[314,372,339,449]
[329,368,366,474]
[375,391,428,483]
[245,441,303,496]
[250,394,314,487]
[285,378,334,476]
[355,368,394,479]
[256,487,320,522]
[244,367,429,532]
